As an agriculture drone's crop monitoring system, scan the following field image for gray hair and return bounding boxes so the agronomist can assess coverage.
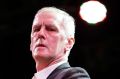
[35,7,75,38]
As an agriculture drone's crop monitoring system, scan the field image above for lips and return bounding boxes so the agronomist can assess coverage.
[35,44,46,48]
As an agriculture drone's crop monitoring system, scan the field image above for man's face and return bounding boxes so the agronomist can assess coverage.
[30,11,67,60]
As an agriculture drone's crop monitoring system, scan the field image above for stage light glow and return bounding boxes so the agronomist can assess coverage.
[79,0,107,24]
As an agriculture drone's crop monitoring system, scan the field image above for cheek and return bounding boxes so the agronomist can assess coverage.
[30,35,37,51]
[48,36,59,46]
[48,34,65,49]
[30,38,34,51]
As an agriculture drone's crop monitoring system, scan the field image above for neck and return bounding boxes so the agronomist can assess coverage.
[35,55,68,72]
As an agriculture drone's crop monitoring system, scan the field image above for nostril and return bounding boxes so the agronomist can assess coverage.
[38,34,45,39]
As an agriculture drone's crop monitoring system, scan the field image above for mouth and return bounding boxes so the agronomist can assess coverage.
[35,44,46,48]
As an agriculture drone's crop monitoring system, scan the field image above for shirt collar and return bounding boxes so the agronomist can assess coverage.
[33,57,67,79]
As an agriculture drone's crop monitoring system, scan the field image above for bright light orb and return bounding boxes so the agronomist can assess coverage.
[79,1,107,24]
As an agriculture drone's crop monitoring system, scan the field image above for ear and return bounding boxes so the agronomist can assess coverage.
[65,36,75,52]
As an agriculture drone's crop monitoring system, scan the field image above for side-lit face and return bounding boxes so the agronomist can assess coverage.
[30,11,67,61]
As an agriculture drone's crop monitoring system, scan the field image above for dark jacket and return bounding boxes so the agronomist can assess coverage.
[47,63,90,79]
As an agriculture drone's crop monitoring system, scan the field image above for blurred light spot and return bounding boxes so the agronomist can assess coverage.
[79,0,107,24]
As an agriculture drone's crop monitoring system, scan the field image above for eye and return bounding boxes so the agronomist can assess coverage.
[47,27,56,31]
[46,25,58,32]
[32,25,40,32]
[33,28,39,32]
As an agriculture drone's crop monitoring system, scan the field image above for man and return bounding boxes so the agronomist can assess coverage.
[30,7,90,79]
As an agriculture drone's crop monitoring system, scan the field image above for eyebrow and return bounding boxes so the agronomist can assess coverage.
[32,23,59,31]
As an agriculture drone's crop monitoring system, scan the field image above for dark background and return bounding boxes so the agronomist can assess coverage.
[0,0,120,79]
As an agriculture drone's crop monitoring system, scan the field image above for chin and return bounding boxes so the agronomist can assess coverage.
[33,51,50,58]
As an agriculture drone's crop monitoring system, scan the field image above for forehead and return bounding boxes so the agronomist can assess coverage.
[33,11,63,24]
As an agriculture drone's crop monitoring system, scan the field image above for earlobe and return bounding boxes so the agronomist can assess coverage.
[68,37,75,49]
[65,36,75,51]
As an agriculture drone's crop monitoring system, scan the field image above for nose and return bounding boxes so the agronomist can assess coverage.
[37,26,46,39]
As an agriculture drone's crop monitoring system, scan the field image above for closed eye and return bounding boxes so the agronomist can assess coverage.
[46,25,58,32]
[32,25,41,32]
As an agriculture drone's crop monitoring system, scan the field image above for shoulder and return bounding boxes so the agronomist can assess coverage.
[63,67,90,79]
[55,67,90,79]
[47,63,91,79]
